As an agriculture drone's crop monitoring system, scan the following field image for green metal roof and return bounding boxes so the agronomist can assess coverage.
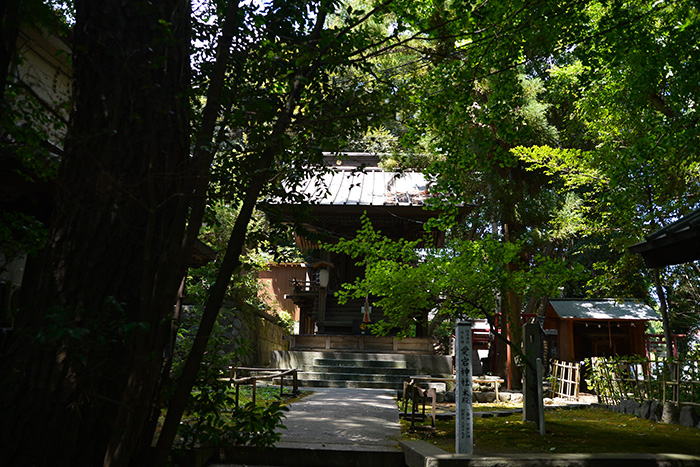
[548,299,660,321]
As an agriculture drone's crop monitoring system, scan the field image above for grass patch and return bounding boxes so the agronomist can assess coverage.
[234,384,311,407]
[437,400,523,413]
[401,407,700,455]
[400,399,522,417]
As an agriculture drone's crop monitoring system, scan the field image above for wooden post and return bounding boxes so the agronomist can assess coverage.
[456,321,474,454]
[409,384,419,433]
[318,287,327,326]
[537,358,546,436]
[523,323,541,424]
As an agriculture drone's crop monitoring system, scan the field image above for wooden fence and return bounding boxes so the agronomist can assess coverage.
[588,357,700,408]
[550,360,581,400]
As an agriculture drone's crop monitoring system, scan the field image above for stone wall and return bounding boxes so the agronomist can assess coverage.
[219,306,290,367]
[608,399,700,430]
[185,305,290,367]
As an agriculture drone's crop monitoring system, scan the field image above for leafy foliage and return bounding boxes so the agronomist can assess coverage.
[503,1,700,338]
[0,211,47,273]
[187,201,302,317]
[585,356,700,407]
[171,304,287,449]
[356,0,700,349]
[657,263,700,354]
[327,215,582,337]
[195,0,397,208]
[1,10,68,278]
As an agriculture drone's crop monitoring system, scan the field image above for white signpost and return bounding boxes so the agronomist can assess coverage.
[455,321,473,454]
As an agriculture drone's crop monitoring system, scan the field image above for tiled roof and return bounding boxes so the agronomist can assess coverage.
[291,168,430,207]
[628,208,700,267]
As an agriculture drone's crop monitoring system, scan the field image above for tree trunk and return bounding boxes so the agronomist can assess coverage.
[500,166,525,390]
[0,0,20,124]
[505,289,523,389]
[0,1,192,464]
[152,8,330,463]
[652,268,674,358]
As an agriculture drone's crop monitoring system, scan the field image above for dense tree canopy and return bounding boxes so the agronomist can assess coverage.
[0,0,698,463]
[331,0,700,382]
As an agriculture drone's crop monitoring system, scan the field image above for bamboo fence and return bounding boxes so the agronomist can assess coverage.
[588,357,700,408]
[550,360,581,400]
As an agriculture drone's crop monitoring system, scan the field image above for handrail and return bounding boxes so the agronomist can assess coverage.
[227,366,302,407]
[289,279,319,293]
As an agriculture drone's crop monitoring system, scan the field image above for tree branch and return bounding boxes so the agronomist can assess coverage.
[152,6,329,465]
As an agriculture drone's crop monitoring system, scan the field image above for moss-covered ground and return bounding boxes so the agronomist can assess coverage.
[400,405,700,455]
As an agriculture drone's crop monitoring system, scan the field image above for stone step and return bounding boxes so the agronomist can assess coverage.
[296,371,410,383]
[323,324,352,331]
[271,349,453,390]
[224,444,405,467]
[295,379,404,390]
[313,358,407,368]
[249,366,421,381]
[260,373,409,390]
[308,365,413,375]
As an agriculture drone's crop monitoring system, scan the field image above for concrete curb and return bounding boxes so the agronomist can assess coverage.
[400,440,700,467]
[220,444,405,467]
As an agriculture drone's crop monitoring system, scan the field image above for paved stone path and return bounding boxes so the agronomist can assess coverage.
[276,387,402,451]
[212,387,404,466]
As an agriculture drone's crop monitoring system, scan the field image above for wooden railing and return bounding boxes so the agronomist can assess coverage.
[227,367,301,407]
[289,279,319,294]
[401,376,453,432]
[287,334,435,353]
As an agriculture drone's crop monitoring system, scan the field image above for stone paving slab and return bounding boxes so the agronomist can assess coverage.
[276,387,402,451]
[215,387,405,467]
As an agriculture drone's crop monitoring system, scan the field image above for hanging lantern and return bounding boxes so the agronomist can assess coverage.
[318,268,329,288]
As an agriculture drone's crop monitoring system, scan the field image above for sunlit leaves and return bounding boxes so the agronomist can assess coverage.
[326,215,581,336]
[511,145,606,192]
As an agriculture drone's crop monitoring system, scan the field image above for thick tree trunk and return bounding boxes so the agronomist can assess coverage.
[0,1,192,465]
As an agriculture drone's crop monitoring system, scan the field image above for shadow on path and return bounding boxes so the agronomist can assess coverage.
[277,387,401,451]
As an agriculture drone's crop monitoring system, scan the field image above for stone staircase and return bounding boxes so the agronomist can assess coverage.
[270,350,453,391]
